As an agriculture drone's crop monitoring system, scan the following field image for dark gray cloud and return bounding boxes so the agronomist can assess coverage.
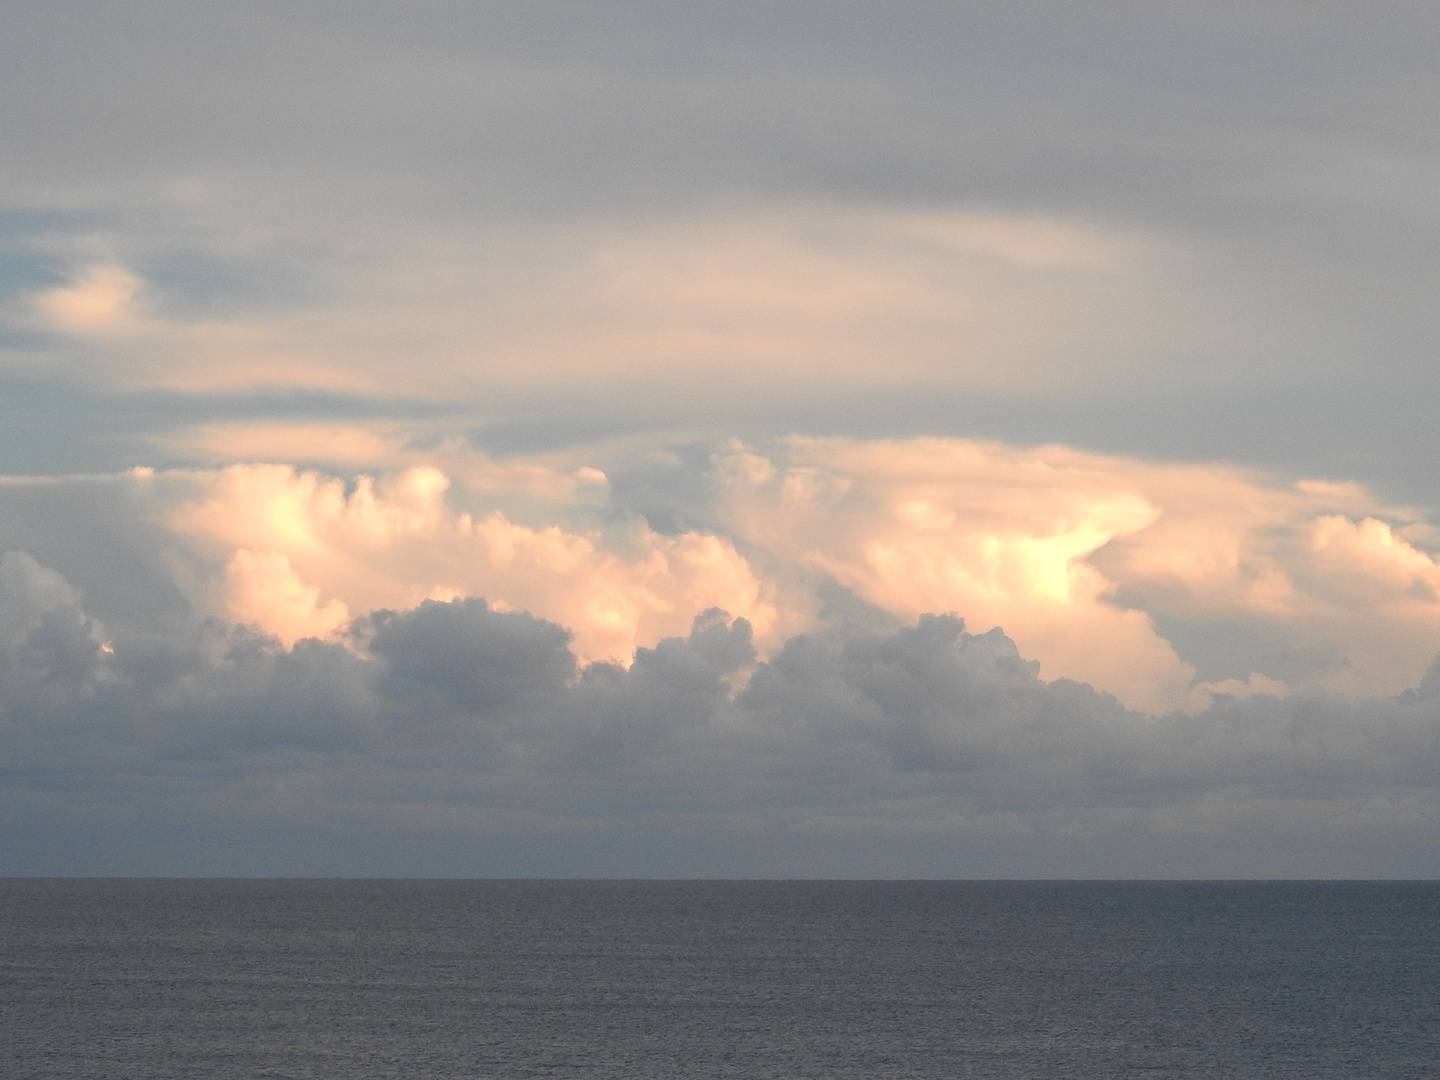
[3,549,1440,877]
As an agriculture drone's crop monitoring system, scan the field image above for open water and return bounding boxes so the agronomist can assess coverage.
[2,880,1438,1078]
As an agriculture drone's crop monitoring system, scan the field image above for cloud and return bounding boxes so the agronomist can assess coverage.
[157,461,786,661]
[4,0,1440,500]
[2,434,1439,714]
[3,551,1440,878]
[222,548,350,645]
[14,207,1212,401]
[33,264,146,336]
[3,2,1440,878]
[708,437,1440,709]
[4,3,1438,530]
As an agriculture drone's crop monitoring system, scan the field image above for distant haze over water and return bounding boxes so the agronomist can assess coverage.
[3,880,1438,1078]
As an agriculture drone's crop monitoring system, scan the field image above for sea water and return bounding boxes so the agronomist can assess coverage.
[3,880,1438,1078]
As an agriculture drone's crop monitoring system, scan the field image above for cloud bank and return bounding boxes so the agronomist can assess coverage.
[5,434,1440,715]
[3,551,1439,878]
[3,434,1440,877]
[4,4,1440,878]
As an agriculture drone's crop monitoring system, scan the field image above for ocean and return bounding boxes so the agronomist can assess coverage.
[3,880,1437,1078]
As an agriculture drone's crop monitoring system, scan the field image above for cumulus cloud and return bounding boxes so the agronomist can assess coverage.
[708,437,1440,709]
[2,434,1438,716]
[3,548,1440,878]
[160,461,783,662]
[0,459,784,665]
[5,2,1440,879]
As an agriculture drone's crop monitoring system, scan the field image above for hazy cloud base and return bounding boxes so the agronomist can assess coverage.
[4,549,1440,878]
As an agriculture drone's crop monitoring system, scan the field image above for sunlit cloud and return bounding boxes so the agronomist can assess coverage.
[2,434,1436,715]
[17,207,1217,401]
[709,437,1440,710]
[5,0,1440,877]
[34,264,146,336]
[158,419,615,509]
[163,462,784,661]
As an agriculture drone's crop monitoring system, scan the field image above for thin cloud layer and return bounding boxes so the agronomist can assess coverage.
[10,209,1209,404]
[2,1,1438,493]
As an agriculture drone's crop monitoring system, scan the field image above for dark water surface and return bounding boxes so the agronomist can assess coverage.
[3,880,1438,1078]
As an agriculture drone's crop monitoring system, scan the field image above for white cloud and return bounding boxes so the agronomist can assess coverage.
[162,462,785,660]
[222,548,350,645]
[708,436,1440,709]
[3,434,1439,712]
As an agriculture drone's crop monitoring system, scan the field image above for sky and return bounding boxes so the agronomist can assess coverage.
[4,1,1440,877]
